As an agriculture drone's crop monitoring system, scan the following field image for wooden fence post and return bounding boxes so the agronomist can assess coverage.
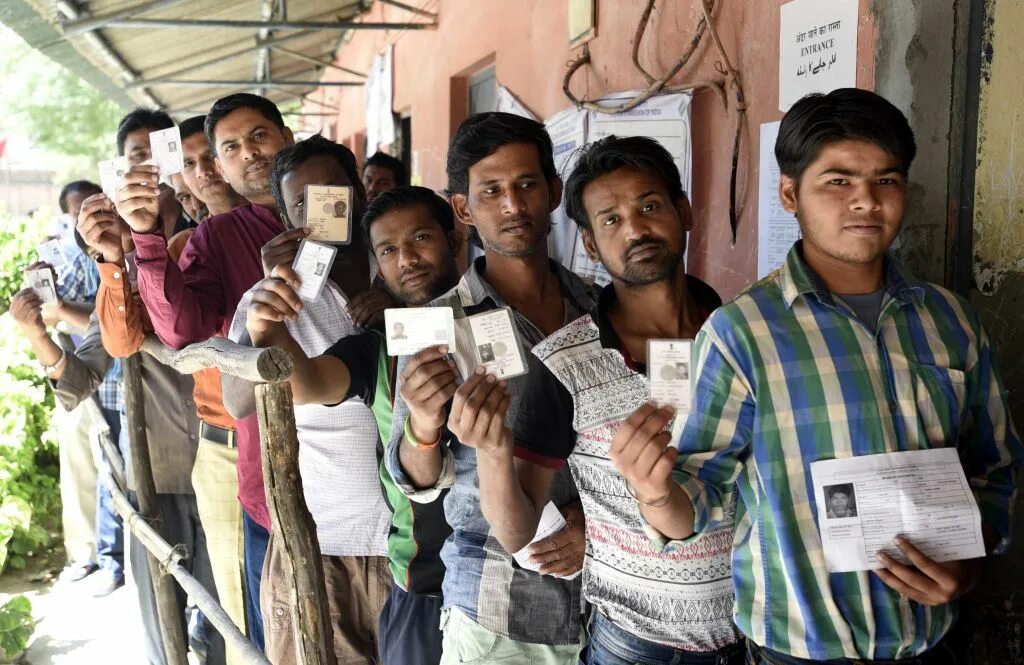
[122,354,189,665]
[255,381,337,665]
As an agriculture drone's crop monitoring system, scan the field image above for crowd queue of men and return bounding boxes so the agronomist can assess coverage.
[6,86,1022,665]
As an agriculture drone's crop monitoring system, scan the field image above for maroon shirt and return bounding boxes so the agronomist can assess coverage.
[134,203,282,528]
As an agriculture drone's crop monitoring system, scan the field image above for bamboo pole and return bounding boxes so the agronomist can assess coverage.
[122,354,189,665]
[256,382,336,665]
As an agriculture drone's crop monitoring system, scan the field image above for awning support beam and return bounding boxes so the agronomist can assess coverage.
[271,46,366,78]
[71,18,436,30]
[59,0,190,36]
[129,78,362,89]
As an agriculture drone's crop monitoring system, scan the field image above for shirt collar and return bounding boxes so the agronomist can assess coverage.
[456,255,597,312]
[780,240,926,309]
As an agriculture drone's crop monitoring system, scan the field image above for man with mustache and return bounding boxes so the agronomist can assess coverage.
[363,151,408,202]
[459,135,744,664]
[229,182,460,665]
[385,112,592,664]
[110,93,297,656]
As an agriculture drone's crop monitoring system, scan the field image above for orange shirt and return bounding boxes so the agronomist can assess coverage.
[96,228,236,430]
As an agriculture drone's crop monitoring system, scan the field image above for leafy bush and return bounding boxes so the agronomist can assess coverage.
[0,214,61,574]
[0,595,34,660]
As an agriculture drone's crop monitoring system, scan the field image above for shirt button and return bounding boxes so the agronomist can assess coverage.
[888,401,898,413]
[117,306,125,312]
[275,608,285,617]
[113,272,121,279]
[189,434,197,440]
[185,400,193,407]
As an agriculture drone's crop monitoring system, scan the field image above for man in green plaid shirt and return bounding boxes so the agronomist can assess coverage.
[612,89,1023,664]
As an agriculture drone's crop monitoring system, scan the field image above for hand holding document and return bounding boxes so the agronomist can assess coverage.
[24,268,58,304]
[384,307,456,356]
[514,502,581,579]
[149,126,185,177]
[810,448,985,573]
[291,239,337,302]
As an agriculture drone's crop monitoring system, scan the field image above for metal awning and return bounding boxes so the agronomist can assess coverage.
[0,0,436,117]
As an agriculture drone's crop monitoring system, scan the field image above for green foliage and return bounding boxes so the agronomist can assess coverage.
[0,214,60,575]
[0,26,120,161]
[0,595,34,660]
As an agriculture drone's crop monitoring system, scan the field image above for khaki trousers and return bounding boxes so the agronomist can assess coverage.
[55,403,100,564]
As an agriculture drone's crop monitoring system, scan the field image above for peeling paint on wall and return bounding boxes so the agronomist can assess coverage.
[972,0,1024,295]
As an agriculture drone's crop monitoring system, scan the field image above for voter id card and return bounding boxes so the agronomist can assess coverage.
[647,339,693,412]
[304,185,353,244]
[291,239,337,302]
[384,307,456,356]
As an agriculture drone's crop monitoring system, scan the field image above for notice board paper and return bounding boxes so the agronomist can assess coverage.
[757,121,800,278]
[779,0,859,112]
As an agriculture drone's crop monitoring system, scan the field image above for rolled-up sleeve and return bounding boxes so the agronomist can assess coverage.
[51,315,111,411]
[383,356,456,503]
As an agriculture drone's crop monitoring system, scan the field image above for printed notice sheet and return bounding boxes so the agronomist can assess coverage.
[384,307,456,356]
[778,0,858,112]
[810,448,985,573]
[757,121,800,278]
[513,502,581,580]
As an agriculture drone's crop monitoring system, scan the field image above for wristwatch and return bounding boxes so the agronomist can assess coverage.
[41,350,67,377]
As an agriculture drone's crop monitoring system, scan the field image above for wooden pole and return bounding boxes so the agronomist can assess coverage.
[255,382,336,665]
[122,354,189,665]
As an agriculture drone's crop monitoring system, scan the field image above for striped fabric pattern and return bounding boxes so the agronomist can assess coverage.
[674,243,1023,661]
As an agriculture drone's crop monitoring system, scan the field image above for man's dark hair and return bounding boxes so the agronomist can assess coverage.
[179,115,206,141]
[365,151,409,187]
[445,112,557,195]
[775,88,917,181]
[269,134,366,224]
[361,186,455,247]
[58,180,102,213]
[564,135,685,231]
[204,93,285,152]
[116,108,174,156]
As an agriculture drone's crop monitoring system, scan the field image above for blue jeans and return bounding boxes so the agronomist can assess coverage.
[242,509,269,651]
[583,611,745,665]
[96,407,124,579]
[744,641,961,665]
[378,583,444,665]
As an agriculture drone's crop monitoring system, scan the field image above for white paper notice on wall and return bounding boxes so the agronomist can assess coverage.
[778,0,859,112]
[495,85,538,120]
[757,121,801,279]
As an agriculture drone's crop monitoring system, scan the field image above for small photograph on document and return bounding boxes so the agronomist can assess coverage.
[823,483,858,519]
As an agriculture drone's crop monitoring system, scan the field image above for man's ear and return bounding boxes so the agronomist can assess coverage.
[450,193,476,233]
[779,175,799,215]
[447,228,465,255]
[547,177,564,213]
[282,126,295,147]
[675,194,694,234]
[580,227,601,263]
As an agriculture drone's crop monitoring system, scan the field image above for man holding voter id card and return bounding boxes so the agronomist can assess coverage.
[384,112,594,664]
[626,89,1024,665]
[462,135,745,665]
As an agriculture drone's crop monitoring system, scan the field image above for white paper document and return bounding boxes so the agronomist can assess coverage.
[291,239,337,302]
[24,268,57,304]
[810,448,985,573]
[513,502,581,579]
[384,307,456,356]
[98,156,128,198]
[149,126,185,177]
[647,339,693,413]
[757,121,800,278]
[466,308,527,379]
[38,238,68,269]
[778,0,859,112]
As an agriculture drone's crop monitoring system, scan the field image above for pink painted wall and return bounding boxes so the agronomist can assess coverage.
[305,0,878,299]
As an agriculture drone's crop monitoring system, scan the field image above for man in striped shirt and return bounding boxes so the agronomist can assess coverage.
[616,88,1023,663]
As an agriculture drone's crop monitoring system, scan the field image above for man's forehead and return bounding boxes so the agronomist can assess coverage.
[182,132,210,154]
[123,127,154,149]
[215,109,272,140]
[283,155,351,190]
[469,143,542,180]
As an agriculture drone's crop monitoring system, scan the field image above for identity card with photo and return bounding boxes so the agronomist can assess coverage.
[149,126,185,177]
[98,156,129,198]
[291,239,337,302]
[647,339,693,412]
[304,185,353,244]
[384,307,456,357]
[24,268,57,305]
[466,307,527,379]
[38,238,68,269]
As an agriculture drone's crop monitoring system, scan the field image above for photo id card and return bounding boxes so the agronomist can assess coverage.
[38,238,68,269]
[291,239,337,302]
[98,156,129,198]
[304,185,353,244]
[647,339,693,412]
[384,307,456,357]
[466,307,527,379]
[24,268,57,305]
[149,126,185,177]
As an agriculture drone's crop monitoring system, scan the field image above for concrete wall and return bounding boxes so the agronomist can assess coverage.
[305,0,878,300]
